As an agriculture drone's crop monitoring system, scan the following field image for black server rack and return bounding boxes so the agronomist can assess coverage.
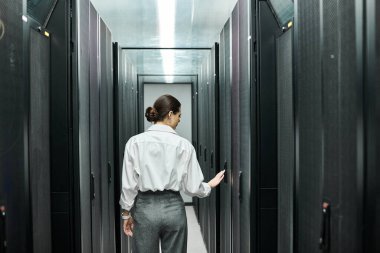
[319,1,362,251]
[1,0,78,251]
[293,0,380,252]
[100,17,109,253]
[0,0,30,252]
[255,2,280,253]
[363,1,380,252]
[196,44,220,253]
[113,43,122,253]
[276,28,294,253]
[219,18,233,253]
[89,4,102,253]
[0,0,82,251]
[73,0,92,251]
[209,43,220,253]
[199,44,220,253]
[238,0,252,251]
[73,1,116,252]
[230,4,241,253]
[203,56,210,250]
[116,48,138,253]
[46,1,76,251]
[106,26,116,253]
[29,27,51,253]
[197,55,208,246]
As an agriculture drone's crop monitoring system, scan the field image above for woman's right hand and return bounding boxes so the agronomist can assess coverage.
[208,170,225,188]
[123,218,134,237]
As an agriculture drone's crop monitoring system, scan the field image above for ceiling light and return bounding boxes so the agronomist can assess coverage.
[157,0,176,81]
[157,0,175,47]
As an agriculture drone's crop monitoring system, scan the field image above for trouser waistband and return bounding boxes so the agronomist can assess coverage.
[138,189,179,196]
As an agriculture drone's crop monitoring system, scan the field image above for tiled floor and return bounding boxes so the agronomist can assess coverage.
[186,206,208,253]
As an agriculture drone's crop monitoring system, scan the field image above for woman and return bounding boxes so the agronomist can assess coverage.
[119,94,225,253]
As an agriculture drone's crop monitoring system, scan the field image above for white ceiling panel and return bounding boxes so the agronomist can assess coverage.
[90,0,237,47]
[91,0,238,75]
[123,49,210,75]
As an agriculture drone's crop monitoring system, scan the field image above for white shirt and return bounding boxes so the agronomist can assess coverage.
[119,124,211,211]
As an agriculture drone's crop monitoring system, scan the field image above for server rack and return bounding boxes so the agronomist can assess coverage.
[116,48,139,253]
[238,0,253,251]
[29,27,51,253]
[293,0,380,252]
[0,0,31,251]
[230,5,241,253]
[194,44,219,253]
[209,43,220,253]
[89,5,102,253]
[255,2,281,252]
[363,1,380,252]
[276,28,294,253]
[219,18,233,253]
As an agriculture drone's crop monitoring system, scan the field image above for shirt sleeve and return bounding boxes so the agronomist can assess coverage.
[119,139,139,211]
[181,146,211,198]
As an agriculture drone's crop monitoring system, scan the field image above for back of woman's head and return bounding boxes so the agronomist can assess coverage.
[145,94,181,123]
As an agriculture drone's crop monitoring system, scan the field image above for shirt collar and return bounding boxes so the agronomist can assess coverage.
[147,124,178,135]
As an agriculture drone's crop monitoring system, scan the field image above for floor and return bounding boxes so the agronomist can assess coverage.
[158,206,208,253]
[186,206,208,253]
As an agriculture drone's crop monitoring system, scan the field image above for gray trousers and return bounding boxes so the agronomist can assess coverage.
[131,190,188,253]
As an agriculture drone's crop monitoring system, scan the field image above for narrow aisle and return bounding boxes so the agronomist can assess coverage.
[186,206,208,253]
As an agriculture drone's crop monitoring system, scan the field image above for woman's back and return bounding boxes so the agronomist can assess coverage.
[127,124,195,192]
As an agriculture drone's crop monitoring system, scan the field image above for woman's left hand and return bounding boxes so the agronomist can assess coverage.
[123,218,134,237]
[208,170,225,188]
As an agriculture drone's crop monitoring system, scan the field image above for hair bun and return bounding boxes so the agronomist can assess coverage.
[145,106,159,122]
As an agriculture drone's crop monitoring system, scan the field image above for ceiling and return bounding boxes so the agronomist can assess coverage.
[90,0,238,76]
[121,49,211,75]
[90,0,238,47]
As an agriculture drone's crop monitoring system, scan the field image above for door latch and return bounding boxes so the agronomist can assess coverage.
[1,205,6,251]
[239,171,243,200]
[90,173,95,200]
[223,161,228,183]
[319,201,331,251]
[108,162,112,183]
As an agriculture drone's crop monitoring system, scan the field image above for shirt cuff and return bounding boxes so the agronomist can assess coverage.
[203,182,212,197]
[119,200,133,212]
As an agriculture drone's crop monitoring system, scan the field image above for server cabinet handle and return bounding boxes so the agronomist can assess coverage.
[0,205,6,251]
[210,152,214,169]
[90,173,95,200]
[199,145,202,158]
[204,148,207,162]
[239,171,243,200]
[108,162,112,183]
[319,202,330,251]
[223,161,228,183]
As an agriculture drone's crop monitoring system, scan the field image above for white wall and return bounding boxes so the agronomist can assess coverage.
[143,83,193,203]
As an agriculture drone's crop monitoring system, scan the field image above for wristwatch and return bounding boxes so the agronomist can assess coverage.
[121,210,131,220]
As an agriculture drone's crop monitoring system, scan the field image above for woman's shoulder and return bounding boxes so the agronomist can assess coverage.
[175,136,196,152]
[127,132,146,142]
[125,133,142,146]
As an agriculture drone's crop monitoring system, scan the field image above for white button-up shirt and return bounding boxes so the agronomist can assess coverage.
[119,124,211,211]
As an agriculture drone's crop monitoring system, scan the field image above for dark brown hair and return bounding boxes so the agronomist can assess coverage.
[145,94,181,123]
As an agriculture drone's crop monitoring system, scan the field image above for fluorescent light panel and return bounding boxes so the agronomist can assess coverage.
[157,0,176,82]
